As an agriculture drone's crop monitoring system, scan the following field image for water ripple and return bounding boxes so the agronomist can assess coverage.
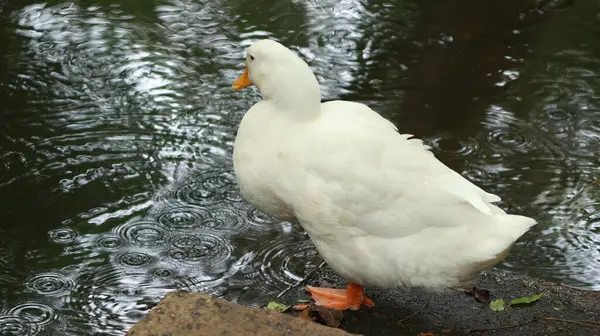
[206,207,249,232]
[0,315,38,336]
[170,171,243,206]
[486,127,535,152]
[8,303,56,327]
[47,228,78,245]
[427,133,481,157]
[25,272,75,297]
[254,235,322,288]
[167,232,232,268]
[1,1,600,336]
[247,207,280,225]
[95,236,126,250]
[155,205,209,230]
[114,221,166,247]
[114,251,155,268]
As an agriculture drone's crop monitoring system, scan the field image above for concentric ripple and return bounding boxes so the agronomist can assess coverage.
[95,236,126,250]
[113,251,155,268]
[149,267,177,279]
[167,233,232,267]
[0,315,38,336]
[47,228,78,244]
[254,235,322,288]
[247,207,281,226]
[172,171,243,206]
[25,272,76,297]
[114,221,166,247]
[203,207,249,232]
[427,133,481,157]
[486,127,536,153]
[154,204,211,230]
[8,303,56,327]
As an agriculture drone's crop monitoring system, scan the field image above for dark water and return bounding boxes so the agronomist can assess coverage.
[0,0,599,334]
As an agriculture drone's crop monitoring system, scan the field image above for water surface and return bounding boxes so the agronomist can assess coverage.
[0,0,599,334]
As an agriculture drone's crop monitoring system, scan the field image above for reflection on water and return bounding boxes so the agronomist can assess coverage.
[0,0,598,334]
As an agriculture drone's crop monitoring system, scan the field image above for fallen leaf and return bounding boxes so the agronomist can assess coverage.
[509,292,544,306]
[489,299,505,311]
[467,287,490,303]
[298,308,316,322]
[293,304,309,311]
[418,332,436,336]
[297,299,310,303]
[311,305,344,328]
[295,304,344,328]
[552,307,561,311]
[267,301,290,313]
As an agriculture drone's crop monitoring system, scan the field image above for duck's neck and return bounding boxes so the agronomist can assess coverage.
[263,88,321,120]
[258,64,322,120]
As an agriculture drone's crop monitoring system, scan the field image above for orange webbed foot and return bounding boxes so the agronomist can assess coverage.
[305,283,374,311]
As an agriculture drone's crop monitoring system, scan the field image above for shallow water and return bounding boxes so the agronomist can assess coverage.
[0,0,598,334]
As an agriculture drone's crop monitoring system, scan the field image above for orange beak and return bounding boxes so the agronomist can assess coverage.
[232,66,253,90]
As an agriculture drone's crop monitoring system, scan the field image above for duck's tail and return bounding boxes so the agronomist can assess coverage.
[494,213,537,240]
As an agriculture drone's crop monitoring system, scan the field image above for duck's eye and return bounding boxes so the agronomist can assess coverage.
[250,55,255,61]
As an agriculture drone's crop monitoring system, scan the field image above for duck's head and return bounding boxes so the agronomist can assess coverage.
[232,39,321,111]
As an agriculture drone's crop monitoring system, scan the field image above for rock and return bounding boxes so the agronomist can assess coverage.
[126,290,353,336]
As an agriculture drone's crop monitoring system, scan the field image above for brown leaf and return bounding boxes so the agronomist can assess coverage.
[465,286,490,303]
[298,308,316,322]
[295,304,344,328]
[418,332,437,336]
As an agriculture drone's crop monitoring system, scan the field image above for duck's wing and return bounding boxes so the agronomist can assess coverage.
[292,101,525,239]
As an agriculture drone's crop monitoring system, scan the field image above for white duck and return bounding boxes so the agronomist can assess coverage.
[231,39,536,310]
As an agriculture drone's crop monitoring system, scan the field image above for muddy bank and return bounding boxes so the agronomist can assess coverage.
[128,266,599,335]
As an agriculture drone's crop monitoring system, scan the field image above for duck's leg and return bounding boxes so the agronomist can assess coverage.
[302,283,374,310]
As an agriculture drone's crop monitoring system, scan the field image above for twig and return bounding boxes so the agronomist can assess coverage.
[397,298,432,326]
[468,311,549,333]
[541,317,600,328]
[272,261,326,302]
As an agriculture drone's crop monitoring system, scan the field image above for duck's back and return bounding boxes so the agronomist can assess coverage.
[292,100,525,235]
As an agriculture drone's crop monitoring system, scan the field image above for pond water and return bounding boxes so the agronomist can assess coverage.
[0,0,599,334]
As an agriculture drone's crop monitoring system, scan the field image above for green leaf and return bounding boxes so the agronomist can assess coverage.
[267,301,290,313]
[509,292,544,306]
[296,299,310,303]
[489,299,505,311]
